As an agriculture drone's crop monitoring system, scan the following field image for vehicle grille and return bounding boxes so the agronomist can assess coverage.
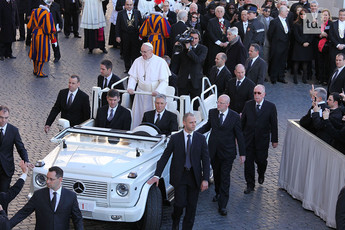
[62,178,108,200]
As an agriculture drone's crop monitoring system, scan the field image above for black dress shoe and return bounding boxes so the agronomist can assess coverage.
[33,71,37,76]
[278,79,288,84]
[258,175,264,184]
[53,58,60,63]
[0,56,4,61]
[101,48,108,54]
[271,80,277,84]
[65,34,70,38]
[244,187,254,194]
[218,208,227,216]
[17,37,25,41]
[6,55,16,59]
[74,34,81,38]
[212,194,220,202]
[88,49,93,54]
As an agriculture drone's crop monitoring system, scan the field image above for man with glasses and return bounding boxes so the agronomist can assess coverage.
[197,95,245,216]
[127,42,170,128]
[241,84,278,194]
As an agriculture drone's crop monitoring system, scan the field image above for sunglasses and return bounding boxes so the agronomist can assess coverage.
[229,7,235,9]
[254,92,262,95]
[192,16,198,18]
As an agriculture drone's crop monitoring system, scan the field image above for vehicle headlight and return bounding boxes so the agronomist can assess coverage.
[116,183,129,197]
[35,174,47,187]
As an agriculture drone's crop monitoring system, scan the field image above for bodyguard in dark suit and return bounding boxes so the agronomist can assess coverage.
[208,52,232,97]
[95,89,131,130]
[10,166,84,230]
[245,43,268,84]
[45,75,91,133]
[0,106,29,193]
[142,94,178,135]
[148,113,210,230]
[241,84,278,194]
[206,6,231,74]
[267,6,290,84]
[115,0,142,73]
[224,64,255,114]
[171,29,208,108]
[97,60,125,106]
[197,95,245,216]
[328,53,345,96]
[329,9,345,71]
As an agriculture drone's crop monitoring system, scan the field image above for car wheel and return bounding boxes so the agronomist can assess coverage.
[136,185,162,230]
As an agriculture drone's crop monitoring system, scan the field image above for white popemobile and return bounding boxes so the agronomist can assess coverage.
[29,77,217,230]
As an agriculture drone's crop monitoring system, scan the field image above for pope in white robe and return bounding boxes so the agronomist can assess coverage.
[128,42,171,128]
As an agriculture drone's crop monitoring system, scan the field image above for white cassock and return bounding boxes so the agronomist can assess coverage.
[128,54,170,128]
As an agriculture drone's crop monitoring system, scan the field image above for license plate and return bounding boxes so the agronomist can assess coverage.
[78,199,95,211]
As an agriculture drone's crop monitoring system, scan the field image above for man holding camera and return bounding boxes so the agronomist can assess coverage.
[171,29,208,109]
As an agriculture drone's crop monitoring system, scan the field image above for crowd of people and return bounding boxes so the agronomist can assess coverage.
[1,0,345,229]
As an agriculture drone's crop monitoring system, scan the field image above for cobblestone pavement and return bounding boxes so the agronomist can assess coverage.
[0,6,334,230]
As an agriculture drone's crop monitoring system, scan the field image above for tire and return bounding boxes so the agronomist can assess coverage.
[136,185,163,230]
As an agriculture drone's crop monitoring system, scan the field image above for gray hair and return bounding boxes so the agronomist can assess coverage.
[278,0,288,5]
[177,10,188,21]
[155,94,167,102]
[227,27,238,36]
[315,87,327,101]
[310,0,318,6]
[279,5,288,14]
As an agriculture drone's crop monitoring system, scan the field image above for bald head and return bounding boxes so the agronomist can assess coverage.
[125,0,133,11]
[234,64,245,80]
[217,94,230,112]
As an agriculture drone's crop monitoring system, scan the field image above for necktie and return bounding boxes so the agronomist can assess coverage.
[215,68,219,77]
[247,59,253,71]
[332,69,339,81]
[185,134,192,169]
[108,109,114,121]
[155,113,161,125]
[0,128,3,145]
[219,113,224,125]
[103,78,107,89]
[236,80,241,89]
[67,93,73,108]
[256,104,260,113]
[128,12,131,18]
[51,192,57,211]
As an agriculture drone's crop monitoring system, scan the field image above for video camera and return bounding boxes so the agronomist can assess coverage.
[173,29,194,54]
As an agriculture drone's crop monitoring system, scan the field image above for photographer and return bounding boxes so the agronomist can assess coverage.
[171,29,208,109]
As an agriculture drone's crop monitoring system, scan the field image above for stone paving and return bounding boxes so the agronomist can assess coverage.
[0,5,335,230]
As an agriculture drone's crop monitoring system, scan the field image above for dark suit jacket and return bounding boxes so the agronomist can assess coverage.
[171,43,208,89]
[241,99,278,150]
[95,105,131,130]
[0,124,28,177]
[166,10,177,26]
[225,38,247,76]
[329,20,345,49]
[336,186,345,230]
[97,73,125,106]
[224,77,255,114]
[328,68,345,96]
[0,178,24,213]
[234,20,246,42]
[197,108,245,160]
[142,110,178,135]
[115,9,142,38]
[168,21,188,56]
[208,65,232,97]
[10,187,83,230]
[154,130,210,188]
[244,57,267,84]
[60,0,81,13]
[299,103,328,134]
[45,88,90,127]
[50,2,63,28]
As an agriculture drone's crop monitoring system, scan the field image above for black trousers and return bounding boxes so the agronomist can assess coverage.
[212,154,234,209]
[0,164,11,193]
[18,12,26,39]
[244,146,268,189]
[172,169,199,230]
[178,80,201,110]
[0,42,12,57]
[64,4,79,36]
[121,32,140,71]
[52,33,61,60]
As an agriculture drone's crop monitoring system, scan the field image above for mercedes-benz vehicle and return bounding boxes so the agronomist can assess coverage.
[30,77,217,229]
